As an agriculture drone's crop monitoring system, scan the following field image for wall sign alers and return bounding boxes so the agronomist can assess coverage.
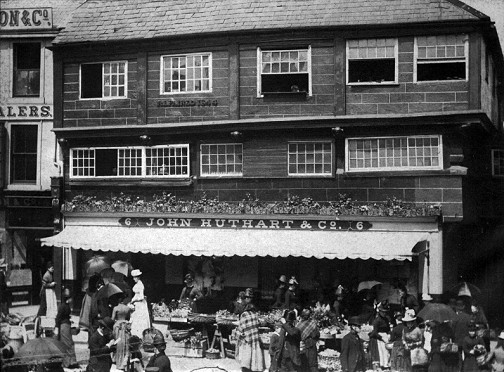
[119,217,372,231]
[157,99,218,107]
[0,105,53,119]
[0,8,53,30]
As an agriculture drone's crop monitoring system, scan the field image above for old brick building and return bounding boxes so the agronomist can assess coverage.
[40,0,504,324]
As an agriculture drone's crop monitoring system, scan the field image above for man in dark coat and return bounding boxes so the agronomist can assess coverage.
[297,308,320,372]
[88,316,116,372]
[341,316,365,372]
[146,333,173,372]
[278,310,301,372]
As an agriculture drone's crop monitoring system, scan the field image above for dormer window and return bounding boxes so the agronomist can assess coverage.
[257,47,311,97]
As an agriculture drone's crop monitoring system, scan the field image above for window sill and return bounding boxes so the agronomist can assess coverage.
[347,82,399,87]
[69,178,193,187]
[343,169,460,177]
[261,91,308,97]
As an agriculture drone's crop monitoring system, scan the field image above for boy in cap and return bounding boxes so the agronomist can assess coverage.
[88,316,117,372]
[146,333,173,372]
[269,321,282,372]
[341,316,365,372]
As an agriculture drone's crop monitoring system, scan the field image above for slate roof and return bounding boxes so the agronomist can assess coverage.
[52,0,488,45]
[0,0,87,30]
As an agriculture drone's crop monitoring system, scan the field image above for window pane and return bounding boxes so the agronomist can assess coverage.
[288,142,331,175]
[11,125,38,183]
[200,144,243,176]
[13,43,41,97]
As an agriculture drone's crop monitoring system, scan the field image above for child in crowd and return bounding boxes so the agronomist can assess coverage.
[269,321,282,372]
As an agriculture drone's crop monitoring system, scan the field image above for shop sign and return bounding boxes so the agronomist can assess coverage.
[119,217,372,231]
[157,99,218,107]
[0,105,53,119]
[0,8,53,30]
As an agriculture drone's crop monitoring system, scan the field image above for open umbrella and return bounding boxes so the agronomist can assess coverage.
[96,282,123,299]
[358,280,382,292]
[112,260,133,276]
[449,282,482,298]
[13,337,66,365]
[85,255,110,276]
[418,303,457,323]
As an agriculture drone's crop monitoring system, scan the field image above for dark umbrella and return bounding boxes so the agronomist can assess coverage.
[96,282,123,299]
[13,337,66,365]
[418,303,457,323]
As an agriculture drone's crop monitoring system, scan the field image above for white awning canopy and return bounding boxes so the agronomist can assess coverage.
[41,225,431,261]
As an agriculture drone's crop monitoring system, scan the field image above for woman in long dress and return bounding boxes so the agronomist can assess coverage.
[111,293,132,370]
[235,301,265,372]
[37,261,58,318]
[128,269,151,337]
[79,273,101,333]
[54,289,77,368]
[402,310,426,372]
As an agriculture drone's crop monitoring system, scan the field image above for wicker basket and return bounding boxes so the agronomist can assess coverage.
[169,329,192,342]
[205,350,220,359]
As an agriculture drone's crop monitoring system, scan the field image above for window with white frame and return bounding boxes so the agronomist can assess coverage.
[415,34,468,82]
[70,145,190,178]
[347,38,397,84]
[10,125,38,183]
[161,53,212,94]
[80,61,127,99]
[258,47,311,96]
[346,135,442,172]
[492,149,504,177]
[288,142,332,176]
[200,144,243,177]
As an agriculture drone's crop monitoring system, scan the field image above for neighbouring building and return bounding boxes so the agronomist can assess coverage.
[40,0,504,324]
[0,0,85,306]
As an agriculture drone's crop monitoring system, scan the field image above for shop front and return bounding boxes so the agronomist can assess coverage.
[41,212,441,305]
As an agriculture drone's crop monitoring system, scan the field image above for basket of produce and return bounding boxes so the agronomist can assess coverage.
[168,328,193,342]
[205,348,220,359]
[318,349,341,371]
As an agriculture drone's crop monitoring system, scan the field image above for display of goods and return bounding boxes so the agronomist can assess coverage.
[205,348,220,359]
[189,313,216,323]
[320,326,339,338]
[152,301,171,318]
[178,299,193,311]
[171,308,190,318]
[259,309,284,325]
[169,328,193,342]
[259,332,272,345]
[216,310,239,324]
[318,349,341,371]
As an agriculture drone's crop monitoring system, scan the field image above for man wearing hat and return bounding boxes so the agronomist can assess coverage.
[0,259,8,316]
[88,316,117,372]
[179,273,203,312]
[341,316,365,372]
[146,333,173,372]
[272,275,287,309]
[283,276,300,311]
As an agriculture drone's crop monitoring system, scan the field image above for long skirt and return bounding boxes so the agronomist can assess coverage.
[58,322,77,368]
[79,293,92,331]
[236,339,265,372]
[46,289,58,318]
[391,341,409,372]
[130,300,151,337]
[113,320,131,370]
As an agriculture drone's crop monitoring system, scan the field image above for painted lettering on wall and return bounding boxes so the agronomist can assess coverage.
[119,217,372,231]
[0,8,53,30]
[157,99,218,108]
[0,105,53,119]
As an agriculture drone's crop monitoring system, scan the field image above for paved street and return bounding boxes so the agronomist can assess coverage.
[8,305,242,372]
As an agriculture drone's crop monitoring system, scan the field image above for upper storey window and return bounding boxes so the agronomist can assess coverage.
[347,38,398,85]
[80,61,128,99]
[10,124,38,184]
[257,47,312,96]
[70,145,189,179]
[161,53,212,94]
[13,43,41,97]
[492,149,504,177]
[415,34,468,82]
[346,135,442,172]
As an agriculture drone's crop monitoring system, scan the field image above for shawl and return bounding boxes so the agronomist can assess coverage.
[238,310,261,343]
[297,319,318,341]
